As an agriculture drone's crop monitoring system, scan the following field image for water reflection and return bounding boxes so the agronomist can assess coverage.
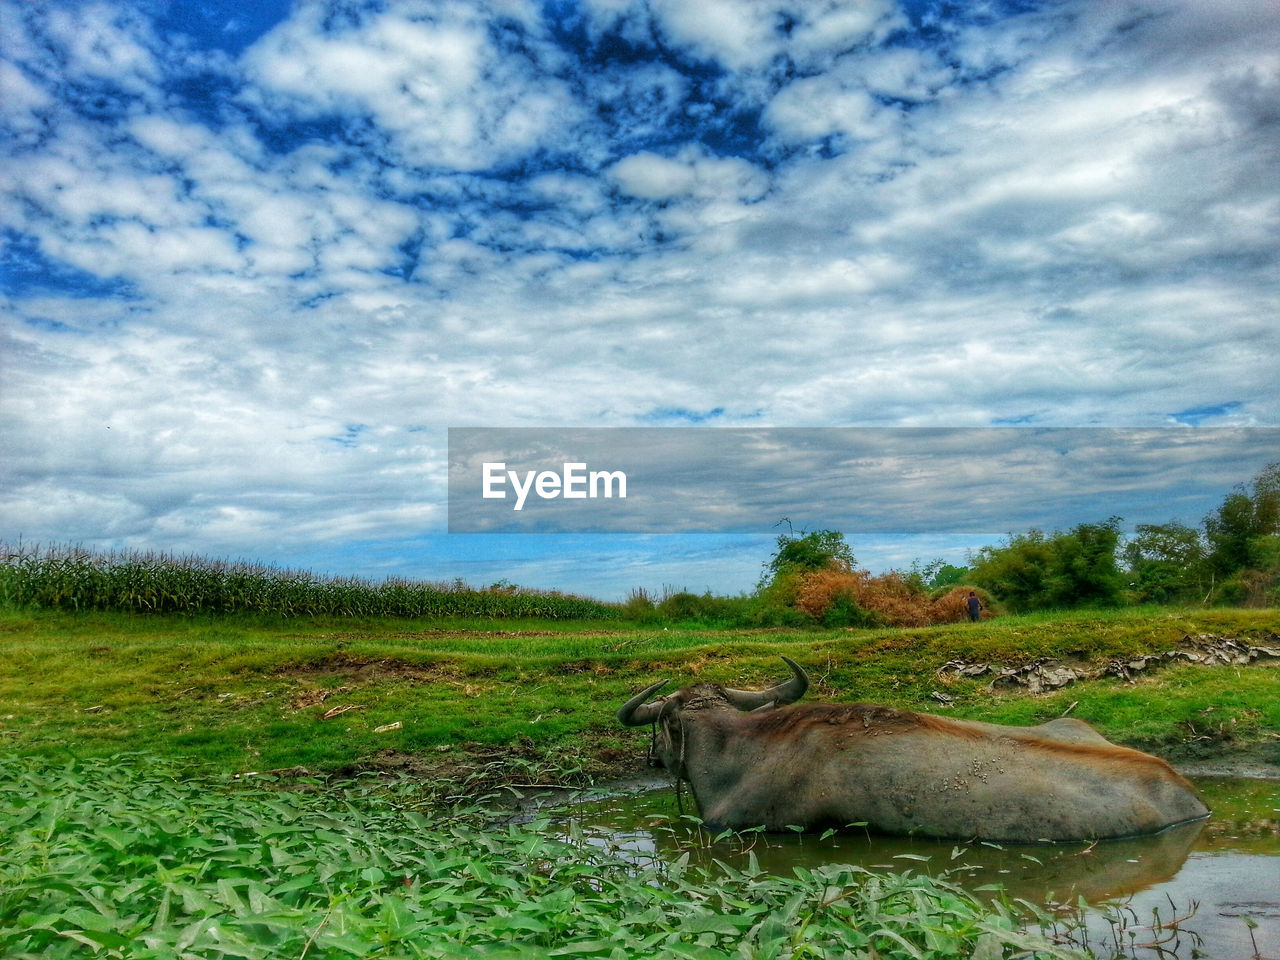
[553,791,1207,902]
[546,775,1279,959]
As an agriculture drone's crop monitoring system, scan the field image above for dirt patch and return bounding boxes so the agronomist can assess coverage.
[332,748,444,781]
[1163,737,1280,775]
[252,732,653,798]
[273,652,464,682]
[288,686,347,711]
[274,654,494,713]
[284,629,630,642]
[554,659,615,675]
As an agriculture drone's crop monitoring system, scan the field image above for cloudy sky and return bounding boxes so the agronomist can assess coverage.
[448,427,1280,532]
[2,0,1277,599]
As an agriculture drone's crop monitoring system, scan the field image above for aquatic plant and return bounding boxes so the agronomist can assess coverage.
[0,754,1089,959]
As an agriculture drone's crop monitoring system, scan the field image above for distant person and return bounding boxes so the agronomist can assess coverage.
[966,591,982,622]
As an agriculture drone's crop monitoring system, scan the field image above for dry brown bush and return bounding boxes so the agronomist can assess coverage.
[795,570,988,626]
[930,585,982,623]
[858,572,932,626]
[794,569,927,626]
[794,568,867,620]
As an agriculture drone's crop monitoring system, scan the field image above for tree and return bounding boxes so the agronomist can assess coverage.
[760,528,854,584]
[1253,461,1280,533]
[1203,462,1280,605]
[966,530,1055,612]
[968,519,1124,612]
[1046,518,1125,607]
[1123,521,1207,603]
[929,563,970,590]
[751,528,857,626]
[1205,490,1258,577]
[1204,461,1280,577]
[906,558,969,592]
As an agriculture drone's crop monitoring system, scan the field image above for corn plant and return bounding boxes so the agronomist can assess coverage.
[0,542,620,620]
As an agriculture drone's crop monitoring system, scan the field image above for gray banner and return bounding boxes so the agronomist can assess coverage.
[447,427,1278,534]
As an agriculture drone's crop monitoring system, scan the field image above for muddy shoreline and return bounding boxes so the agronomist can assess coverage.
[265,738,1280,806]
[1173,758,1280,779]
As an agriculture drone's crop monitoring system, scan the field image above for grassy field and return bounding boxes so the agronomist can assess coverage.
[2,605,1277,959]
[2,605,1277,786]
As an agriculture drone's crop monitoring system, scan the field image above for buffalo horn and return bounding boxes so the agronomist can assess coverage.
[617,679,670,727]
[723,656,808,711]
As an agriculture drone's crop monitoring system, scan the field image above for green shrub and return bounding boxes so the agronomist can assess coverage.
[655,590,754,625]
[821,590,882,628]
[620,588,662,623]
[1213,568,1280,608]
[968,519,1125,612]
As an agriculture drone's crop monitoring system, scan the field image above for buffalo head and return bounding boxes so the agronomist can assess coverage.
[616,657,809,777]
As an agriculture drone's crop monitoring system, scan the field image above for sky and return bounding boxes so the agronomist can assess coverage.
[2,0,1278,600]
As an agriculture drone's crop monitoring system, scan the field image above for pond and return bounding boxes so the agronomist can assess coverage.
[542,776,1279,960]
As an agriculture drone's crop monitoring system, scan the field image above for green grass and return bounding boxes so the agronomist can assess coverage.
[1,607,1275,959]
[0,754,1090,960]
[1,605,1276,781]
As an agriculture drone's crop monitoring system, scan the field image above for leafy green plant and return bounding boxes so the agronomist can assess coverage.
[654,591,755,626]
[0,755,1091,960]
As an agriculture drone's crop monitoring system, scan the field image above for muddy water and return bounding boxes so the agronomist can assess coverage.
[547,776,1278,960]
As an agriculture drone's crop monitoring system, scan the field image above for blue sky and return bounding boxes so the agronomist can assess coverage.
[2,0,1277,599]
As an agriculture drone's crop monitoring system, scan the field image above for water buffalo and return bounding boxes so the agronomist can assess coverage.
[617,657,1209,842]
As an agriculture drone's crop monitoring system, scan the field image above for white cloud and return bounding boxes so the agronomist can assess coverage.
[610,147,768,202]
[763,80,882,142]
[242,3,579,171]
[42,3,163,88]
[2,0,1278,596]
[645,0,902,73]
[0,59,53,133]
[610,151,695,200]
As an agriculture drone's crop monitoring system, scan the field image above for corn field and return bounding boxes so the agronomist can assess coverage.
[0,542,619,620]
